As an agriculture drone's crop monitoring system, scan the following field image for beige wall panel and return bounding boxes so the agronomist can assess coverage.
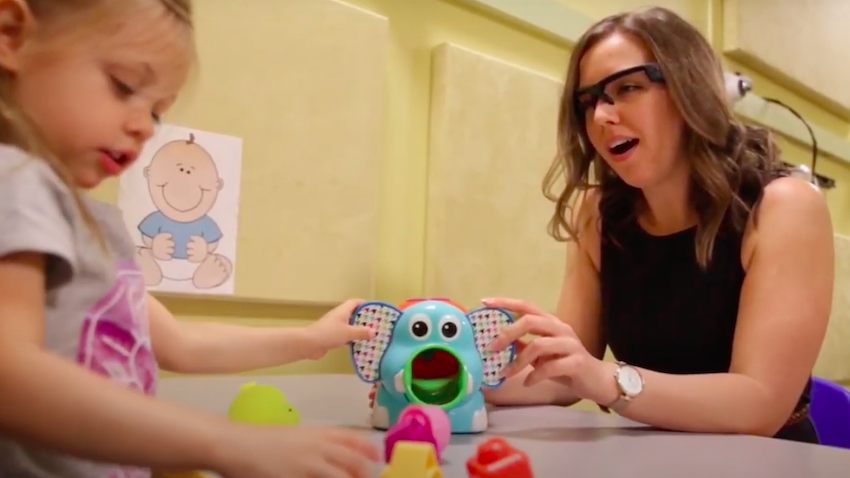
[425,43,566,309]
[164,0,387,303]
[723,0,850,117]
[553,0,710,34]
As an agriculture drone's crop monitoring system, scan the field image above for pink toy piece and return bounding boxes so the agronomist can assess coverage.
[384,411,436,463]
[401,405,450,453]
[383,404,450,463]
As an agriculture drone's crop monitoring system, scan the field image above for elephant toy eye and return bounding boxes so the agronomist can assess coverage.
[408,313,432,340]
[438,315,461,341]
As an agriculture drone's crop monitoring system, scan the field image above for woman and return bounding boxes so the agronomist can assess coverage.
[482,7,833,443]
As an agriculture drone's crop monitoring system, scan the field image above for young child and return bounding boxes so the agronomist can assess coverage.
[0,1,379,477]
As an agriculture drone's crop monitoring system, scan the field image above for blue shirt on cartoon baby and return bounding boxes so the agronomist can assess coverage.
[138,211,222,260]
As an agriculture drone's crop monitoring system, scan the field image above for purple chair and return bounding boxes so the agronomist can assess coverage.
[810,376,850,449]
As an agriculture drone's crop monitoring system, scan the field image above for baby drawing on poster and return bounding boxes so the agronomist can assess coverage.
[118,124,242,295]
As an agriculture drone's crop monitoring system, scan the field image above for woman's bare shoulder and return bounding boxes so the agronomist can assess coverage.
[572,187,603,270]
[742,176,831,269]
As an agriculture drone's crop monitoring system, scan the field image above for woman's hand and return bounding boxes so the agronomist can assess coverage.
[483,297,617,405]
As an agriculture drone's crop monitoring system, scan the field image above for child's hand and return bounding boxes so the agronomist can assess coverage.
[305,299,375,359]
[216,423,380,478]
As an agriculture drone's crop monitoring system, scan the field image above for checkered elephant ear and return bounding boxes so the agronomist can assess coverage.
[467,307,516,387]
[349,301,402,383]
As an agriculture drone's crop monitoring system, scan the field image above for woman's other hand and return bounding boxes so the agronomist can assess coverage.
[483,297,617,406]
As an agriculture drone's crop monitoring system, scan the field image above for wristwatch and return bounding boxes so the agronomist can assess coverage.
[599,361,644,413]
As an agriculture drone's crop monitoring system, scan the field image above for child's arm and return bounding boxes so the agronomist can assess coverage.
[149,295,374,374]
[0,251,230,470]
[149,293,316,373]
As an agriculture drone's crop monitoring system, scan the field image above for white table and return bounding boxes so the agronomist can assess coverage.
[157,374,850,477]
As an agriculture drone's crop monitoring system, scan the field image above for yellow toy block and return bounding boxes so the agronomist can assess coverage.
[380,440,443,478]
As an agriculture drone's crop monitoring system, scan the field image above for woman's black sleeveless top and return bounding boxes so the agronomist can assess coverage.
[599,191,817,443]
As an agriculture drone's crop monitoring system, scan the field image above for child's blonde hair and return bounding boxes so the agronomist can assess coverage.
[0,0,195,251]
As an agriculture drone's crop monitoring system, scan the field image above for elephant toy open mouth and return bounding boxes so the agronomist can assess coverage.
[405,344,468,407]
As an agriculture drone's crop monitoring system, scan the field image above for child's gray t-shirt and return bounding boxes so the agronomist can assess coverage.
[0,145,157,478]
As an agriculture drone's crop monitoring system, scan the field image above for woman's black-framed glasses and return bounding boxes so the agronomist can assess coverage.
[573,63,665,115]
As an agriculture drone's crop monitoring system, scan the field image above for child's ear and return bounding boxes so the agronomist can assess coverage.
[0,0,33,72]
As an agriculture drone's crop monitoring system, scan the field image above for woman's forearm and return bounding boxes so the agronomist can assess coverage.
[0,344,228,470]
[483,365,581,407]
[605,363,783,436]
[486,362,786,436]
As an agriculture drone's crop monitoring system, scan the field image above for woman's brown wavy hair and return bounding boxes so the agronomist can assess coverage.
[542,6,789,267]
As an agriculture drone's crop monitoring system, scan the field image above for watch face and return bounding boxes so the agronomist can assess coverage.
[619,366,643,396]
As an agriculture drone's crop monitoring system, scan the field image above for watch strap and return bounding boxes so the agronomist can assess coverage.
[598,361,634,413]
[599,394,628,413]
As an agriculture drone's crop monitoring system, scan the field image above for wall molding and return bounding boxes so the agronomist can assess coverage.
[453,0,850,168]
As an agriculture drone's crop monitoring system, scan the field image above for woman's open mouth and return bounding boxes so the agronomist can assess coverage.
[608,138,639,162]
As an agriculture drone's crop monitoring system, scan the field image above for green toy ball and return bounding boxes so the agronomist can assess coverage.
[227,381,300,425]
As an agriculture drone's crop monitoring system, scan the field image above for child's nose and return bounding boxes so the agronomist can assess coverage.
[126,111,156,142]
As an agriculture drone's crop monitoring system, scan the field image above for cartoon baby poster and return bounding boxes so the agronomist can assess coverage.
[117,124,242,295]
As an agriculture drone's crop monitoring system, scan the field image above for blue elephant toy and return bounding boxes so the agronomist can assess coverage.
[349,298,517,434]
